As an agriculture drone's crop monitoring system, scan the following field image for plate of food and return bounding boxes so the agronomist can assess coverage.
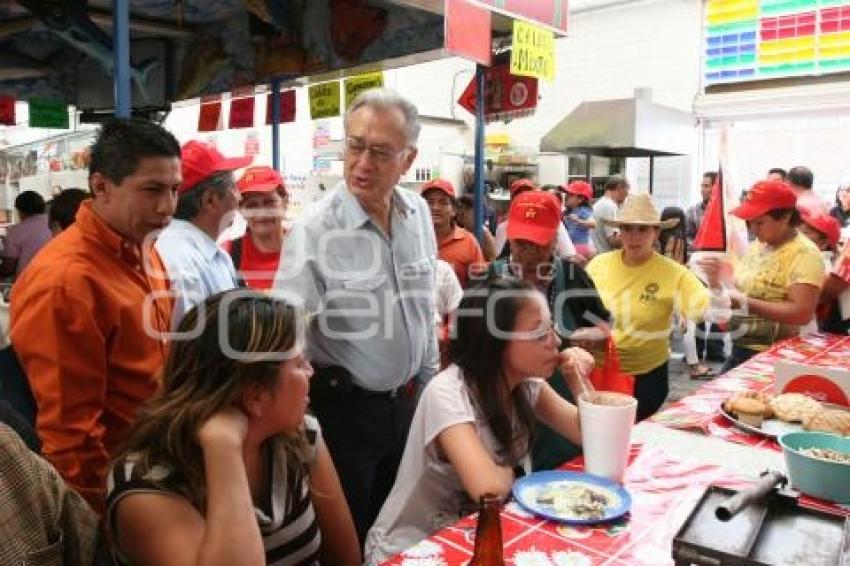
[512,470,631,524]
[720,391,850,438]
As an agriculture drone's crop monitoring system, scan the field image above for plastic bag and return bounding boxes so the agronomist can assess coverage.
[588,338,635,396]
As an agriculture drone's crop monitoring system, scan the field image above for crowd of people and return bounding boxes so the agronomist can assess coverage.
[0,86,848,565]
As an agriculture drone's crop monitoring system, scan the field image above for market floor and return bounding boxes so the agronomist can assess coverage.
[664,332,726,408]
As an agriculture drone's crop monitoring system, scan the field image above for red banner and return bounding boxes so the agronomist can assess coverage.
[0,95,14,126]
[458,63,538,122]
[265,89,296,124]
[445,0,492,66]
[198,101,222,132]
[229,96,256,129]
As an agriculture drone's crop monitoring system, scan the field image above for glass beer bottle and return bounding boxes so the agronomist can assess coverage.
[469,493,504,566]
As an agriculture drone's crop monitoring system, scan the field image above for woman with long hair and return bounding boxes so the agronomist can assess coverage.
[107,291,360,566]
[364,277,595,564]
[700,180,825,371]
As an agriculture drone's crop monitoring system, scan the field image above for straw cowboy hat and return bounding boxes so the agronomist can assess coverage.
[602,193,679,229]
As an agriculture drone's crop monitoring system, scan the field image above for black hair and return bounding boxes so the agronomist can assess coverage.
[659,206,688,264]
[788,166,813,189]
[604,175,628,192]
[703,171,718,184]
[768,167,787,180]
[174,172,234,221]
[457,195,473,208]
[766,207,802,227]
[14,191,45,216]
[89,118,180,185]
[47,188,90,231]
[448,276,538,465]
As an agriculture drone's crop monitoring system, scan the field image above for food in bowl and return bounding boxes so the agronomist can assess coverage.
[723,391,774,426]
[534,482,615,520]
[799,447,850,464]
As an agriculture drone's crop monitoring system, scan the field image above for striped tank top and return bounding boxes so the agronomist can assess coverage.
[107,416,322,565]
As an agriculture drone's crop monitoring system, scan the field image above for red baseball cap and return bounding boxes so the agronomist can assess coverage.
[510,178,536,196]
[236,166,286,195]
[731,180,797,220]
[802,211,841,248]
[180,140,252,194]
[420,178,456,199]
[507,191,561,246]
[565,180,593,200]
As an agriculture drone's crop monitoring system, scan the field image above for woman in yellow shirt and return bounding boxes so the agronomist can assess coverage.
[700,180,824,371]
[587,194,710,420]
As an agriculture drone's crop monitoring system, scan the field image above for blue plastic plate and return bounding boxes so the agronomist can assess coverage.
[512,470,632,524]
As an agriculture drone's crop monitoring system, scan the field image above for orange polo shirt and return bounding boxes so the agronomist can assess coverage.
[438,226,487,288]
[10,202,172,512]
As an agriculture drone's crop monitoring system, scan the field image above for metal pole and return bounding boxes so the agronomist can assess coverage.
[649,155,655,194]
[271,79,281,171]
[113,0,131,118]
[473,64,486,242]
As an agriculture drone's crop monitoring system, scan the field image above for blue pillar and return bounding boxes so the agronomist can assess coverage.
[271,80,281,171]
[473,64,486,242]
[113,0,131,118]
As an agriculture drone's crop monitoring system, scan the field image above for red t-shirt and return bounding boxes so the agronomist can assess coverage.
[224,231,282,290]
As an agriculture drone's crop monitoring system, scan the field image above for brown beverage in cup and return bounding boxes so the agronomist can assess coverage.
[586,391,634,407]
[578,391,638,483]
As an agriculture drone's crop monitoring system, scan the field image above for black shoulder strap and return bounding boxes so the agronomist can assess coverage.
[229,237,243,270]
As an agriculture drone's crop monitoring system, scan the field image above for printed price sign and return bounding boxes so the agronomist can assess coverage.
[510,20,555,81]
[309,82,341,120]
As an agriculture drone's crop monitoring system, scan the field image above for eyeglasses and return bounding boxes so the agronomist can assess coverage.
[344,137,407,164]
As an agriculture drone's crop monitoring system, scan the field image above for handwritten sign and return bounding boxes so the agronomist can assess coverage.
[344,72,384,109]
[229,96,255,129]
[0,95,14,126]
[198,101,222,132]
[28,99,68,129]
[510,20,555,82]
[265,89,296,124]
[308,82,341,120]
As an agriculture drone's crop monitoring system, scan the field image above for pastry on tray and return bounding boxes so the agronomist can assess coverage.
[803,409,850,437]
[770,393,822,423]
[723,391,774,427]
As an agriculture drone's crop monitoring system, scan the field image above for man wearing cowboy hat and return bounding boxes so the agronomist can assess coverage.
[586,193,710,421]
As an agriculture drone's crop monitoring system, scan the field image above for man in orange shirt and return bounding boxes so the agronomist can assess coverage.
[421,178,486,287]
[10,119,180,512]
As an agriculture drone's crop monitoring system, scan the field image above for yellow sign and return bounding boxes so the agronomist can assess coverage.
[308,81,341,120]
[344,72,384,109]
[510,20,555,82]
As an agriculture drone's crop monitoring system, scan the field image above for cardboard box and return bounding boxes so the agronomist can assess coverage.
[774,360,850,406]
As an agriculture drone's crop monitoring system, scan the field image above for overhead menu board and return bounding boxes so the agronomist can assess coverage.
[704,0,850,86]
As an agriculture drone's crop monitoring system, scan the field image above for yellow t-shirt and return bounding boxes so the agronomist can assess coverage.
[587,251,709,375]
[730,233,824,351]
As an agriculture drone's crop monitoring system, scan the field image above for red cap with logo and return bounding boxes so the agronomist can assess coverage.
[180,140,253,194]
[507,191,562,246]
[420,178,456,199]
[565,180,593,200]
[237,166,286,195]
[731,180,797,220]
[509,178,536,196]
[802,211,841,248]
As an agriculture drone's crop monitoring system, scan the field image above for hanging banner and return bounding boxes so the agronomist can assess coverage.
[0,95,15,126]
[198,101,222,132]
[445,0,492,66]
[470,0,568,34]
[229,96,256,129]
[28,99,68,129]
[344,72,384,110]
[308,82,341,120]
[510,20,556,81]
[265,89,296,124]
[457,62,538,123]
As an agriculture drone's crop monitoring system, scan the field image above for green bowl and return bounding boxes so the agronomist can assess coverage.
[779,431,850,503]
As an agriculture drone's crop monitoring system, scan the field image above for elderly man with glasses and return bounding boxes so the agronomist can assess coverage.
[274,88,438,546]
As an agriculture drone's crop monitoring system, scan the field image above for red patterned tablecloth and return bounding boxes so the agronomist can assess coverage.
[651,332,850,450]
[382,426,752,566]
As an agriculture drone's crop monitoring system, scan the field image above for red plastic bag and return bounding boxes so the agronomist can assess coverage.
[588,338,635,396]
